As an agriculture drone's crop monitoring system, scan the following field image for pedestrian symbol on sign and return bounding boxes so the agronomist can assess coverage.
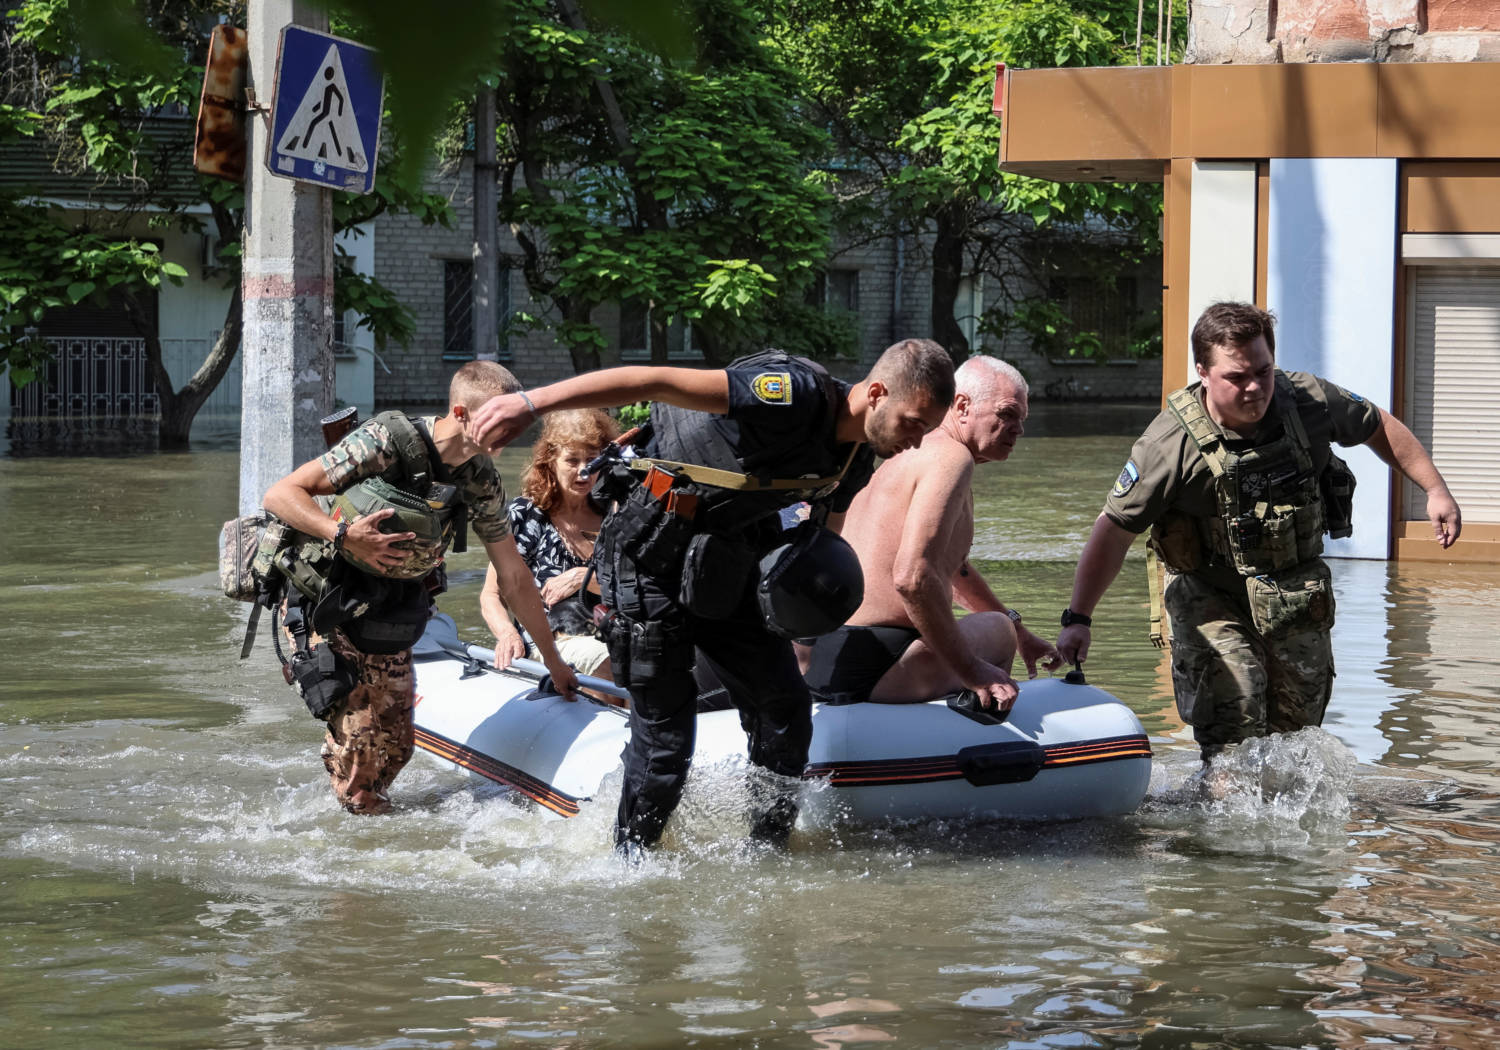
[267,26,383,193]
[275,44,367,172]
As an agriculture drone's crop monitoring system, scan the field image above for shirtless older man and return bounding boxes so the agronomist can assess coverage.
[803,355,1062,713]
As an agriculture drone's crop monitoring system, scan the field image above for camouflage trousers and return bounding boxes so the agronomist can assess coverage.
[1164,568,1335,762]
[281,612,415,815]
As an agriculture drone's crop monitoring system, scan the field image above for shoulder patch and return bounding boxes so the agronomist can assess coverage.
[1345,390,1365,403]
[751,372,793,405]
[1111,460,1140,498]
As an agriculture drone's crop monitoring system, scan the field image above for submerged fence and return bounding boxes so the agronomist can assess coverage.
[8,335,237,420]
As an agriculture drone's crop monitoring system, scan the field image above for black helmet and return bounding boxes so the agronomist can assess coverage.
[756,526,864,639]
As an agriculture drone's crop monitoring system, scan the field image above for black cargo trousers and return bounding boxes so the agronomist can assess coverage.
[597,526,814,850]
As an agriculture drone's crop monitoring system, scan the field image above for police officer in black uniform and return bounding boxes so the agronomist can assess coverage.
[472,340,956,851]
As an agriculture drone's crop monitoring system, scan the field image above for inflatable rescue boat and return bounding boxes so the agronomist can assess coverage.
[412,616,1152,824]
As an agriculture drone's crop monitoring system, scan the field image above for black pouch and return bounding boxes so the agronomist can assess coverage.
[611,483,669,560]
[635,511,694,580]
[680,533,756,620]
[286,641,356,720]
[343,582,430,654]
[1321,452,1357,539]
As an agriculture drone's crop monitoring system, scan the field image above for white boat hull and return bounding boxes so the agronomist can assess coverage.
[412,619,1151,824]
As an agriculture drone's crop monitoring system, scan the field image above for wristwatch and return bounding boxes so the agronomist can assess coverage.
[1006,609,1022,624]
[332,518,350,552]
[1060,607,1092,628]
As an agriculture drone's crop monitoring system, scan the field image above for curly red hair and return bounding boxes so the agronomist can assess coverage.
[520,409,621,513]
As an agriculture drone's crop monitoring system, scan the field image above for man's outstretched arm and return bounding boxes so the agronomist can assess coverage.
[472,367,730,451]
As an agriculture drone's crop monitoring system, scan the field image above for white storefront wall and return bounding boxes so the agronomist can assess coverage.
[1267,157,1398,562]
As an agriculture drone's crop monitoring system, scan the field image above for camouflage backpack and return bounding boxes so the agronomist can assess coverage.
[218,512,290,603]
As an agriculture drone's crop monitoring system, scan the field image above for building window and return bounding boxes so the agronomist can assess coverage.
[806,268,860,314]
[955,274,983,349]
[442,259,512,361]
[442,260,472,360]
[619,299,696,360]
[332,312,353,358]
[619,298,647,354]
[1046,274,1139,357]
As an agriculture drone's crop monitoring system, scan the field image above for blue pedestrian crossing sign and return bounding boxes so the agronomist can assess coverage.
[268,26,384,194]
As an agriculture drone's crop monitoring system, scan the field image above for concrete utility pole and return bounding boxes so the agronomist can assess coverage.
[238,0,335,515]
[472,87,500,361]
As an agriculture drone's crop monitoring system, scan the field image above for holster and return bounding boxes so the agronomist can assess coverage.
[600,610,693,688]
[280,601,356,721]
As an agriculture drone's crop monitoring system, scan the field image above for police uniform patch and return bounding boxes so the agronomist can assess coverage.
[1112,460,1139,497]
[751,372,793,405]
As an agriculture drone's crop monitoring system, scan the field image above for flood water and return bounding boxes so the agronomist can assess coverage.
[4,404,1500,1049]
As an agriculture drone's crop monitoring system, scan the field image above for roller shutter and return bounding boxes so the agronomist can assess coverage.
[1405,266,1500,522]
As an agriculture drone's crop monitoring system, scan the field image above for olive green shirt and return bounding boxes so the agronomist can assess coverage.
[1104,370,1380,585]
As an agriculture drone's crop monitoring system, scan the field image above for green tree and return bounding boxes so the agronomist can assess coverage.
[487,0,840,370]
[0,0,452,446]
[772,0,1171,363]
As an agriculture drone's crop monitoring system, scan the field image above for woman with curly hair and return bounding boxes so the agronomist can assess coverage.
[481,408,620,684]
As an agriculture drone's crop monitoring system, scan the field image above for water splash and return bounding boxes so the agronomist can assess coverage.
[1144,728,1358,854]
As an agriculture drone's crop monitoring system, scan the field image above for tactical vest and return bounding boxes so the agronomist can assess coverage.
[1152,373,1328,577]
[642,349,857,516]
[278,411,466,604]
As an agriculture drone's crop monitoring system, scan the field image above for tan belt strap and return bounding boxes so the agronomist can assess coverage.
[629,444,859,493]
[1146,548,1168,650]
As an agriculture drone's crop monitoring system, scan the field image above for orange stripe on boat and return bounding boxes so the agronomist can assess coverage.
[803,734,1151,787]
[415,728,583,817]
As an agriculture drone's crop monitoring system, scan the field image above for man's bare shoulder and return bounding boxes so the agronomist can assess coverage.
[911,430,976,487]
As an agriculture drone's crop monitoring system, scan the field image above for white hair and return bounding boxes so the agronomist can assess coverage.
[955,354,1028,401]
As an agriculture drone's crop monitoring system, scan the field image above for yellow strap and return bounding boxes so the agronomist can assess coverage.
[629,444,858,493]
[1166,386,1228,478]
[1146,547,1168,649]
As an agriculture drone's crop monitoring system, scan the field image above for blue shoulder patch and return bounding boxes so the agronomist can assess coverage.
[1346,390,1365,403]
[1112,460,1140,498]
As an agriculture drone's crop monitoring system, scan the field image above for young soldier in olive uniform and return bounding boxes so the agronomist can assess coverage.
[264,362,579,814]
[1057,302,1461,762]
[472,340,955,851]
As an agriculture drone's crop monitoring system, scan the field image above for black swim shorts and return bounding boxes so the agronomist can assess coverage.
[802,624,921,705]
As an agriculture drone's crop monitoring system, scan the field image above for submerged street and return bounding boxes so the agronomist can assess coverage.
[4,404,1500,1049]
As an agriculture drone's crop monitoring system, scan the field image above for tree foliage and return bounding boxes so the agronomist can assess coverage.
[0,0,452,445]
[489,0,839,369]
[772,0,1175,362]
[4,0,1189,407]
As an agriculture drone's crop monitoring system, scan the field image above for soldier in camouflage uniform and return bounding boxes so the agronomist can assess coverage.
[1056,302,1461,762]
[264,362,579,814]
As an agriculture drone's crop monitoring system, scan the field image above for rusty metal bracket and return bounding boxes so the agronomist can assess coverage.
[243,86,271,116]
